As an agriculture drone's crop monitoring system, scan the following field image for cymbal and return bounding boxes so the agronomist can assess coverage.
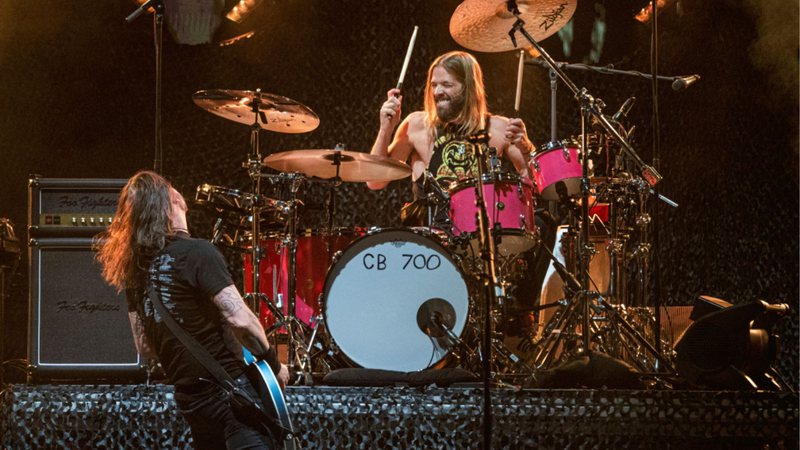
[192,89,320,133]
[449,0,577,53]
[263,150,411,182]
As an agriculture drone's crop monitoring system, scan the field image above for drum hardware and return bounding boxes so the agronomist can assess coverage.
[260,148,410,379]
[194,183,289,251]
[193,88,321,384]
[455,0,677,379]
[446,5,583,403]
[421,170,452,231]
[460,128,523,442]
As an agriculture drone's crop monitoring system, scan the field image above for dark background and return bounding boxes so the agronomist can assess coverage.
[0,1,797,384]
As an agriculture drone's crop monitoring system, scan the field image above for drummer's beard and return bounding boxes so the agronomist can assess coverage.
[435,90,466,124]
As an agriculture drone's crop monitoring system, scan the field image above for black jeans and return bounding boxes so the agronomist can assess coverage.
[178,375,276,450]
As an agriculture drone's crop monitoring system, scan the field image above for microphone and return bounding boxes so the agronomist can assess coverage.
[671,74,700,91]
[125,0,161,24]
[611,96,636,123]
[424,170,450,203]
[467,130,489,145]
[488,147,501,173]
[416,298,456,338]
[552,258,582,293]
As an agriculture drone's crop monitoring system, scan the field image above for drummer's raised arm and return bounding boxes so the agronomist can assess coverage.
[368,121,413,190]
[368,89,414,190]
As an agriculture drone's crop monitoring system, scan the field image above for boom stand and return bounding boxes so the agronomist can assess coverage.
[505,2,673,372]
[468,130,536,449]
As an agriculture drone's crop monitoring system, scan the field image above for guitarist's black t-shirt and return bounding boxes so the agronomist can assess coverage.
[126,233,244,403]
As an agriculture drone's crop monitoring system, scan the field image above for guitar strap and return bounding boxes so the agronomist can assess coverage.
[145,279,282,437]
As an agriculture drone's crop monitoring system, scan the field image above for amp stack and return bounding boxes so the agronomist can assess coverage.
[27,177,146,382]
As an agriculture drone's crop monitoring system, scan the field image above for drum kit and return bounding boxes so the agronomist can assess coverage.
[188,0,678,384]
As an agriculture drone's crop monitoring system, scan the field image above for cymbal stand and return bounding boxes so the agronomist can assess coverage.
[242,91,270,315]
[294,151,348,379]
[238,91,310,383]
[506,3,674,373]
[281,173,314,383]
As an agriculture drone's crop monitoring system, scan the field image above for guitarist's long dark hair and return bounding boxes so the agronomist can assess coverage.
[95,170,176,292]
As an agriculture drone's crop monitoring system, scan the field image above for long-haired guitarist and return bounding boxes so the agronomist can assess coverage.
[96,170,289,449]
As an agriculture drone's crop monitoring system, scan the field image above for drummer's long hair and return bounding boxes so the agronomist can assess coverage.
[424,51,488,140]
[95,170,175,292]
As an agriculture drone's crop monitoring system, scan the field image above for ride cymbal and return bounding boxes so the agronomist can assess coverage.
[192,89,320,133]
[263,149,411,182]
[449,0,577,53]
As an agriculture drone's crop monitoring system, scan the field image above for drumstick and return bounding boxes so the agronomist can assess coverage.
[514,49,525,116]
[396,26,419,92]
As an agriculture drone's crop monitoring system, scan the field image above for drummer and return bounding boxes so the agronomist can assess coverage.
[366,50,535,226]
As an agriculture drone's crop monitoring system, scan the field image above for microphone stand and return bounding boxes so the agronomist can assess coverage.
[125,0,165,173]
[506,1,673,373]
[524,58,698,92]
[467,130,500,450]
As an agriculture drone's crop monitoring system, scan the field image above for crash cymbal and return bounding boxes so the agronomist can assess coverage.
[449,0,577,53]
[192,89,320,133]
[263,150,411,182]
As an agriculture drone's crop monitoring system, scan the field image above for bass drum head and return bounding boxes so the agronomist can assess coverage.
[322,228,470,372]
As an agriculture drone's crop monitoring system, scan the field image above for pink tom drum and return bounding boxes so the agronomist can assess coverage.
[448,173,536,256]
[530,140,582,201]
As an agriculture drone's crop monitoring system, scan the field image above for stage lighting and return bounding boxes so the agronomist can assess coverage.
[674,295,790,390]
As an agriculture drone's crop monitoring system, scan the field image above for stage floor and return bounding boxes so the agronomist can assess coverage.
[0,383,797,449]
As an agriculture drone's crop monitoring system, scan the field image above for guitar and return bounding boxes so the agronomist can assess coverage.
[241,347,298,450]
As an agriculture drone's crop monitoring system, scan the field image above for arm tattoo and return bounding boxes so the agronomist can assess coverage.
[134,314,145,335]
[213,285,244,316]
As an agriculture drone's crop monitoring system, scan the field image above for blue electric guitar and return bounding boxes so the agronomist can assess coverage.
[242,348,298,450]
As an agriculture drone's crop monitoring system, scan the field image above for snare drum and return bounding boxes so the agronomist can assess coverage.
[322,228,470,372]
[529,140,582,201]
[244,228,362,328]
[448,173,536,256]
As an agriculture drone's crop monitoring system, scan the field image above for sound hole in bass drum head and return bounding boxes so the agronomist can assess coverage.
[322,228,470,372]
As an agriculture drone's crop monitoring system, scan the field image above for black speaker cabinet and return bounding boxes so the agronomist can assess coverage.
[28,237,146,382]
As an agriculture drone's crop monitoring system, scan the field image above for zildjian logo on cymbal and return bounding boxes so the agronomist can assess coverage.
[540,3,569,31]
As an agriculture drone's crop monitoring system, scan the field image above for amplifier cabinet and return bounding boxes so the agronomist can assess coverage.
[27,237,145,381]
[28,177,126,237]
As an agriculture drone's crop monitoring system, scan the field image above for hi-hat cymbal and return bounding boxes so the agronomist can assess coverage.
[263,150,411,182]
[192,89,320,133]
[449,0,577,53]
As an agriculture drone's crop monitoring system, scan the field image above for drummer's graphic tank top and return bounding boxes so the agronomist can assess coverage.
[412,120,490,201]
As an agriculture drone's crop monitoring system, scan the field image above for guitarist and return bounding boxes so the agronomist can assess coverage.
[96,170,290,449]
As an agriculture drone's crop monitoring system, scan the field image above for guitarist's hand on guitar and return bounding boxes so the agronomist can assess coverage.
[277,363,290,389]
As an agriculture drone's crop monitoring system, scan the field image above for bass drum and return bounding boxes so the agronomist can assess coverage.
[322,228,471,372]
